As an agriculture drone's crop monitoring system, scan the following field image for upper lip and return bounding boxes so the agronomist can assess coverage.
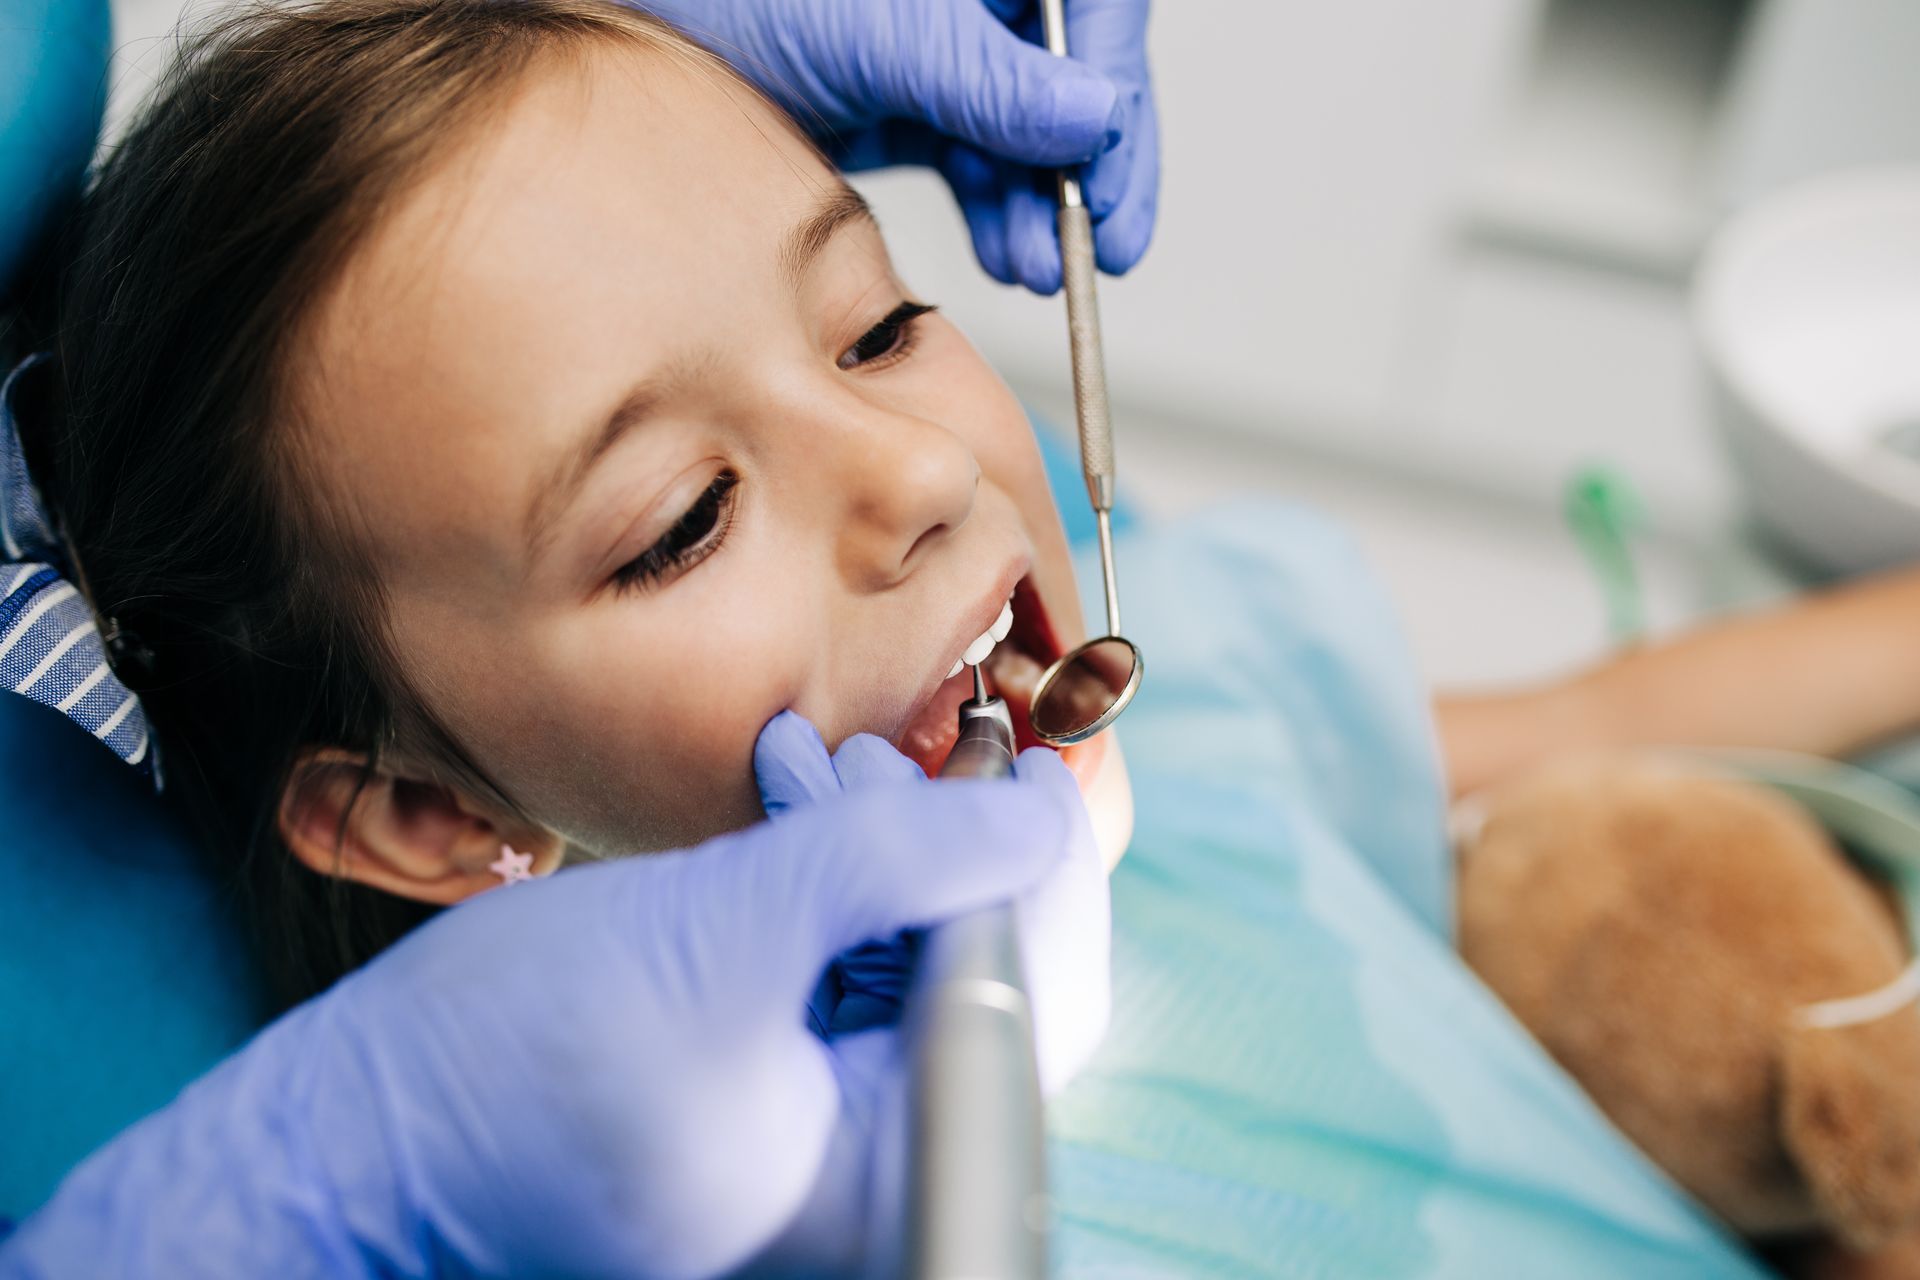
[949,553,1028,669]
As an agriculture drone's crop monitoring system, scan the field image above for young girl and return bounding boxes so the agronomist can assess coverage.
[8,0,1131,1003]
[0,1,1806,1274]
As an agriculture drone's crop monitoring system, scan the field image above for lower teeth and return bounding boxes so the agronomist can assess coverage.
[986,648,1043,702]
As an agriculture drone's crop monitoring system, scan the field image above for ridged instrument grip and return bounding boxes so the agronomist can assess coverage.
[1056,203,1115,511]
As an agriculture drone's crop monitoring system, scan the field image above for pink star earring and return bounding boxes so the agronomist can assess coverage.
[488,842,534,886]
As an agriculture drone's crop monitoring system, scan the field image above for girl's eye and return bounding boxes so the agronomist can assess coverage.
[612,469,739,595]
[837,301,936,370]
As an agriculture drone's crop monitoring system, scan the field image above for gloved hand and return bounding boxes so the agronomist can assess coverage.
[0,713,1100,1280]
[644,0,1158,293]
[745,713,1109,1276]
[760,712,1111,1094]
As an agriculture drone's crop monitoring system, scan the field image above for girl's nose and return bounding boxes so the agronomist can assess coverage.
[820,405,980,591]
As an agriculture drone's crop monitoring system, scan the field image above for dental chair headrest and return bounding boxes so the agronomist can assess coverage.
[0,1,109,301]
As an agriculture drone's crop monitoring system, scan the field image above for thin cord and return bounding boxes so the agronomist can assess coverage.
[1794,959,1920,1030]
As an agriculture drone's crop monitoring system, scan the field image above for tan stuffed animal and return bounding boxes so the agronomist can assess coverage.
[1454,755,1920,1279]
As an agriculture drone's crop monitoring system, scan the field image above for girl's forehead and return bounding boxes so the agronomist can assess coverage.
[296,46,848,570]
[374,46,835,300]
[325,49,841,394]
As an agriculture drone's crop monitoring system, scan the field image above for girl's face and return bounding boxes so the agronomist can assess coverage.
[288,44,1127,883]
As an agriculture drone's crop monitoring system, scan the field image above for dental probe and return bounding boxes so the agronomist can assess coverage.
[904,662,1047,1280]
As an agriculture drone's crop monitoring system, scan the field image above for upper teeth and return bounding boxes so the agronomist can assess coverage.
[948,599,1014,678]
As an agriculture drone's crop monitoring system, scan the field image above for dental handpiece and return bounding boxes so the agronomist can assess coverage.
[904,666,1047,1280]
[942,664,1016,779]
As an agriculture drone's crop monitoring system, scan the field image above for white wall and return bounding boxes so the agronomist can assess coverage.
[855,0,1530,491]
[857,0,1920,535]
[1718,0,1920,206]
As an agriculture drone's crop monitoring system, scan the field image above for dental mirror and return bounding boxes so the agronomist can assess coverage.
[1026,0,1145,749]
[1029,503,1142,746]
[1030,633,1142,746]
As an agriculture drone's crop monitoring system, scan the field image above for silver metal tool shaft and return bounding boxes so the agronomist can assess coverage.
[1039,0,1121,639]
[905,687,1047,1280]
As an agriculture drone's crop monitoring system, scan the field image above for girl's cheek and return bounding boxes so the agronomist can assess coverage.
[950,416,1032,505]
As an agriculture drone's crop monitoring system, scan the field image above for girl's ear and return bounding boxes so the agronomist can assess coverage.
[278,748,566,904]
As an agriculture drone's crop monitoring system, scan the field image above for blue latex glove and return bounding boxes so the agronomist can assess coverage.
[759,713,1110,1097]
[0,714,1100,1280]
[645,0,1158,293]
[747,714,1109,1276]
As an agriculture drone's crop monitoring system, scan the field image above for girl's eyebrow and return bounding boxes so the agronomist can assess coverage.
[524,377,669,555]
[781,185,876,288]
[524,185,877,555]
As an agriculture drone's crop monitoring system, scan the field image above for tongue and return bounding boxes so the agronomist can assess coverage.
[985,647,1043,749]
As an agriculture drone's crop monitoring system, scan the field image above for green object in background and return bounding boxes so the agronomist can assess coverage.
[1565,465,1650,646]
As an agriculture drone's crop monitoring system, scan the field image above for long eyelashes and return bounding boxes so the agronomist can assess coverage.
[612,468,739,594]
[838,301,936,370]
[610,302,932,596]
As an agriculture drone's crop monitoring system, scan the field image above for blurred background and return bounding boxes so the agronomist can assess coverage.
[106,0,1920,689]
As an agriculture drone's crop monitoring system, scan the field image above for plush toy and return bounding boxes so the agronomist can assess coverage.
[1454,754,1920,1278]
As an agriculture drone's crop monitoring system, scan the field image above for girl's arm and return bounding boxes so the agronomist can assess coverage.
[1436,562,1920,798]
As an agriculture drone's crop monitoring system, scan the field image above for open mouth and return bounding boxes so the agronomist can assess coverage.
[897,576,1104,784]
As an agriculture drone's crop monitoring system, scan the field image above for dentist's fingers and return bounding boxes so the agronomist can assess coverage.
[1065,0,1153,221]
[984,0,1158,277]
[938,140,1015,285]
[755,710,840,816]
[1080,108,1136,221]
[830,732,927,788]
[888,0,1123,171]
[1091,85,1158,274]
[1005,169,1064,295]
[712,777,1076,999]
[755,714,927,815]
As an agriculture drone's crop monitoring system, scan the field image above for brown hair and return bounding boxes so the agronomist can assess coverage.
[3,0,743,1004]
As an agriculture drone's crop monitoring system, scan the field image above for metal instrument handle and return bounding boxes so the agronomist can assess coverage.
[1039,0,1116,514]
[1056,202,1115,513]
[906,703,1047,1280]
